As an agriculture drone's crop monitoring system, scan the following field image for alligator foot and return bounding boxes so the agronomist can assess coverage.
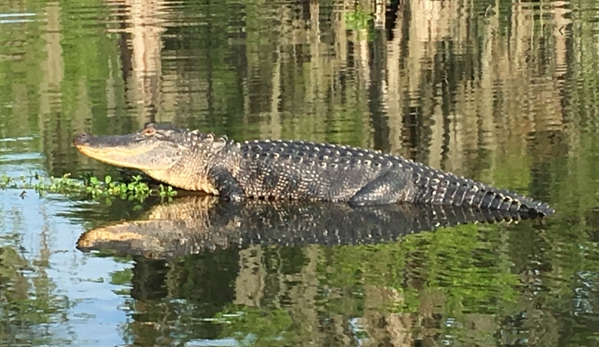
[210,167,246,202]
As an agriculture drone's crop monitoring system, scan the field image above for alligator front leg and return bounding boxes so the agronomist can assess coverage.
[209,167,246,202]
[348,170,412,206]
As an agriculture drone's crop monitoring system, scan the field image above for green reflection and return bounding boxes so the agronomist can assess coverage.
[3,0,599,346]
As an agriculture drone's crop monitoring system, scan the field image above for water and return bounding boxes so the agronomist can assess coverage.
[1,0,599,345]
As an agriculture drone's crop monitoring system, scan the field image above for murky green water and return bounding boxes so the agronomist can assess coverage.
[1,0,599,346]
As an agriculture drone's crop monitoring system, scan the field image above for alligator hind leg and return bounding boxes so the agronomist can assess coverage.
[209,167,246,202]
[348,170,412,206]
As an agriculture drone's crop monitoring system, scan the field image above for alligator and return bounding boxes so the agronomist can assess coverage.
[76,196,540,259]
[73,123,554,216]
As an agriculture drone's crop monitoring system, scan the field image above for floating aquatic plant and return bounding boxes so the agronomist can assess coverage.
[0,172,177,203]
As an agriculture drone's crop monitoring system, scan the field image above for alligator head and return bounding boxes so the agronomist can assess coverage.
[73,123,228,193]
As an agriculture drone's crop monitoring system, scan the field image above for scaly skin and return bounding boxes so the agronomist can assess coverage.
[76,196,538,259]
[73,123,554,216]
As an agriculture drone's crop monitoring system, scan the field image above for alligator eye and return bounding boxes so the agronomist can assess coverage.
[142,126,156,136]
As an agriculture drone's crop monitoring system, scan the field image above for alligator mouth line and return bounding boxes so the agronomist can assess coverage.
[76,144,150,158]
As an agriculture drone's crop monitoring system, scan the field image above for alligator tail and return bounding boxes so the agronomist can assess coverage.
[412,166,554,217]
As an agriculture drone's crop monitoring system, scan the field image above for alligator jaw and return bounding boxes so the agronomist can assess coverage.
[73,131,182,172]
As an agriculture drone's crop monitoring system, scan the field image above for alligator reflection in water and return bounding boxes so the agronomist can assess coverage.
[76,196,545,259]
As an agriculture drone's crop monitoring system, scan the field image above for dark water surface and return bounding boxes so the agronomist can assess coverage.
[1,0,599,346]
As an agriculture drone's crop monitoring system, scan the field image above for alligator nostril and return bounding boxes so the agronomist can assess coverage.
[73,133,90,146]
